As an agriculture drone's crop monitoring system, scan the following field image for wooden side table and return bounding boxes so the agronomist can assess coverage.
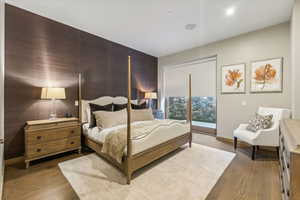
[24,118,81,168]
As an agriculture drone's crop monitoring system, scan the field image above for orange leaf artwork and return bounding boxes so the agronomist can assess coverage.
[225,69,244,89]
[254,64,277,89]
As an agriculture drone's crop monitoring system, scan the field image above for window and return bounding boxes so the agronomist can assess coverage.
[166,96,216,123]
[163,57,217,129]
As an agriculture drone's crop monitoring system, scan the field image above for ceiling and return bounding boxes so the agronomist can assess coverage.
[6,0,294,57]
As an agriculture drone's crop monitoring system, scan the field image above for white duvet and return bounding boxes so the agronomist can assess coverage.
[83,119,190,155]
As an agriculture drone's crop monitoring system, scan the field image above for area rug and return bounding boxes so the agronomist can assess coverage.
[59,144,235,200]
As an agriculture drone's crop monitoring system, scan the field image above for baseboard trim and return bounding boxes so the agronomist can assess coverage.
[216,137,277,152]
[5,156,24,166]
[192,126,216,135]
[216,136,248,147]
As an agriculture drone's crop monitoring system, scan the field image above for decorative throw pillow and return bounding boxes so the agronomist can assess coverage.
[246,113,273,132]
[94,109,127,129]
[131,109,154,122]
[132,102,147,109]
[114,102,148,111]
[256,113,273,129]
[246,117,262,132]
[89,103,113,128]
[113,103,127,111]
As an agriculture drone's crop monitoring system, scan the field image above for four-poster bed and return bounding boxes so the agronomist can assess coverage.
[79,56,192,184]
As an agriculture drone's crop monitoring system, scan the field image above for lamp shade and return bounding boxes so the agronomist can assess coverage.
[41,87,66,99]
[145,92,157,99]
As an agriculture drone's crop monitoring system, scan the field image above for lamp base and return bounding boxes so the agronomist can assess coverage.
[49,113,57,120]
[49,98,57,120]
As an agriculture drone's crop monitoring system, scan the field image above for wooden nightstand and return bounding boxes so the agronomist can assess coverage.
[24,118,81,168]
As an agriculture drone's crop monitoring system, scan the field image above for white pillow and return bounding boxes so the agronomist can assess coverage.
[94,109,127,129]
[132,109,154,122]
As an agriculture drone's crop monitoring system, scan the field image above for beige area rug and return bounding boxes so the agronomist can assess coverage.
[59,144,235,200]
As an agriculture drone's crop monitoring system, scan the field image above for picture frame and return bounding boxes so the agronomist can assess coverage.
[250,57,283,93]
[221,63,246,94]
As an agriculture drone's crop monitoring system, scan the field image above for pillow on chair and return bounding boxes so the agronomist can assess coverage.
[246,113,273,132]
[257,113,273,129]
[246,117,262,132]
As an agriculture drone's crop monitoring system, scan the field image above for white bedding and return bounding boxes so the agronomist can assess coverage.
[83,119,190,155]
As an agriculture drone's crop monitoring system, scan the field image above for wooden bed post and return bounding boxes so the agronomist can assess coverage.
[126,56,133,184]
[188,74,192,148]
[78,73,82,123]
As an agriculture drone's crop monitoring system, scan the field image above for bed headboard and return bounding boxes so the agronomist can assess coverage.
[80,96,139,123]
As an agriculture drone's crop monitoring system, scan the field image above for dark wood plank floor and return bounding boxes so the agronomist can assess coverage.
[3,134,281,200]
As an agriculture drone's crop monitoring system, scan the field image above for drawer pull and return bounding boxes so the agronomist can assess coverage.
[36,136,42,140]
[36,148,41,152]
[71,130,75,134]
[70,141,74,145]
[287,190,290,197]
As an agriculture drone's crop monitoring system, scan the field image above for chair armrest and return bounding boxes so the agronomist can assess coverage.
[238,124,249,129]
[259,122,279,134]
[255,126,279,146]
[259,127,278,134]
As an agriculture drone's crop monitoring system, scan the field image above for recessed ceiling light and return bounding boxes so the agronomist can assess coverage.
[226,7,235,16]
[185,24,197,30]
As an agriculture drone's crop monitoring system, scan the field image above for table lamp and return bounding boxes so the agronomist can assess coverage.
[41,87,66,119]
[145,92,157,109]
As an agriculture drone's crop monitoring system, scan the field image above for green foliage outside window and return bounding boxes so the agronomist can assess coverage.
[167,96,216,123]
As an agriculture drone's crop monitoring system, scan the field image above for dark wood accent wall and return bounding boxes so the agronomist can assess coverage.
[5,4,158,159]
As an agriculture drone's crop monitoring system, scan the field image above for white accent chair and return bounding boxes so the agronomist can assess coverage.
[233,107,290,160]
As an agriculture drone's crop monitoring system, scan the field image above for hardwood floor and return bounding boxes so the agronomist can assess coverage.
[3,134,281,200]
[193,134,281,200]
[4,152,82,200]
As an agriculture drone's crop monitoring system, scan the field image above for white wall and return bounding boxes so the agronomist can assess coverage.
[291,0,300,119]
[159,23,291,139]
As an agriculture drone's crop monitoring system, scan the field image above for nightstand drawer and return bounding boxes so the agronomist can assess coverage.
[26,136,81,158]
[26,121,79,132]
[26,126,80,145]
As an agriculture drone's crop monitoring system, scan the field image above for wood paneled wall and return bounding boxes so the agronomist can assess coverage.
[5,4,157,159]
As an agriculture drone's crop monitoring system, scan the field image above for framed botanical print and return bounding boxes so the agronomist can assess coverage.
[250,57,283,93]
[221,63,246,94]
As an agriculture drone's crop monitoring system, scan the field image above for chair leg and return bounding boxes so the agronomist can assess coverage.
[234,137,237,151]
[252,146,256,160]
[276,147,279,158]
